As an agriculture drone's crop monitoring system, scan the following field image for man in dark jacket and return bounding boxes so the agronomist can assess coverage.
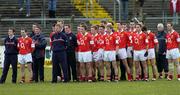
[64,24,78,81]
[0,28,18,84]
[156,23,168,79]
[51,24,69,83]
[32,26,47,82]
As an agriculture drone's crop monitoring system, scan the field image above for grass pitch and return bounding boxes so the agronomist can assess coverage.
[0,68,180,95]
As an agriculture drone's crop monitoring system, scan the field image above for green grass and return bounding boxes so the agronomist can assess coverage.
[0,68,180,95]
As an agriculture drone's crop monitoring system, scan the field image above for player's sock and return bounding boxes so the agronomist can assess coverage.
[177,74,180,78]
[100,76,104,81]
[115,75,118,81]
[168,75,173,80]
[127,73,132,81]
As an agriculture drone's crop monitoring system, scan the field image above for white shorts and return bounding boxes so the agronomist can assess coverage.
[127,47,133,58]
[93,49,104,62]
[18,53,33,64]
[103,51,116,62]
[166,48,180,59]
[78,51,92,63]
[117,48,127,59]
[147,48,156,59]
[133,50,147,61]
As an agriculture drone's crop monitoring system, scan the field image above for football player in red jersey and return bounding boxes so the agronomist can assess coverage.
[132,24,149,81]
[77,24,93,82]
[127,21,136,78]
[116,22,132,81]
[165,22,180,81]
[18,28,35,83]
[143,26,158,81]
[103,25,119,82]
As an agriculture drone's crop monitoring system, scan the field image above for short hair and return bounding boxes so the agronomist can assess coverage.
[91,25,98,30]
[55,24,61,28]
[64,24,71,28]
[167,22,173,26]
[20,27,27,32]
[57,20,64,24]
[106,24,113,30]
[99,25,105,29]
[52,23,56,27]
[116,21,122,25]
[157,23,164,28]
[8,27,15,32]
[142,26,147,31]
[36,25,41,30]
[81,24,88,30]
[136,23,142,27]
[101,20,107,24]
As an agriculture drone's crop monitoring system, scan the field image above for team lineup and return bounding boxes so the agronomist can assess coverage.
[0,20,180,84]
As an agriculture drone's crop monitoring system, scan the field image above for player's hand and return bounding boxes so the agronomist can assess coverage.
[144,51,148,57]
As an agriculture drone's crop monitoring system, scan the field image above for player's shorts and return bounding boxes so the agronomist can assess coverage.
[127,47,133,58]
[147,48,156,59]
[133,50,147,61]
[117,48,127,59]
[166,48,180,60]
[78,51,92,63]
[92,49,104,62]
[103,50,116,62]
[18,53,33,64]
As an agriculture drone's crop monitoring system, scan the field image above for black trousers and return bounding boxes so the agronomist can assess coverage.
[49,10,56,18]
[0,55,17,83]
[67,51,77,81]
[33,57,45,82]
[156,54,168,73]
[52,51,69,82]
[120,60,126,80]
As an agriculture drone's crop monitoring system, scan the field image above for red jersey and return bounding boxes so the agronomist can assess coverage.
[104,32,117,51]
[116,31,128,48]
[97,33,105,49]
[91,33,99,52]
[127,29,136,47]
[49,31,55,47]
[132,31,148,50]
[147,32,158,49]
[166,30,180,50]
[77,32,92,52]
[18,36,34,54]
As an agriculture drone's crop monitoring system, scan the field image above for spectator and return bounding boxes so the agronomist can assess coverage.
[156,23,168,79]
[32,26,47,82]
[48,0,57,18]
[0,28,18,84]
[170,0,180,24]
[18,0,30,17]
[121,0,129,21]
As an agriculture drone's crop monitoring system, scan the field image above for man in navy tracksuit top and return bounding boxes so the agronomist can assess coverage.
[0,28,18,84]
[32,26,47,82]
[51,24,69,83]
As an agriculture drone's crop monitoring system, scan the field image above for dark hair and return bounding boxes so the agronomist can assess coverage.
[20,27,27,32]
[167,22,173,26]
[81,24,88,30]
[116,21,122,24]
[142,26,147,31]
[36,25,41,30]
[8,27,15,32]
[64,24,71,28]
[99,25,105,29]
[101,20,107,24]
[91,25,98,30]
